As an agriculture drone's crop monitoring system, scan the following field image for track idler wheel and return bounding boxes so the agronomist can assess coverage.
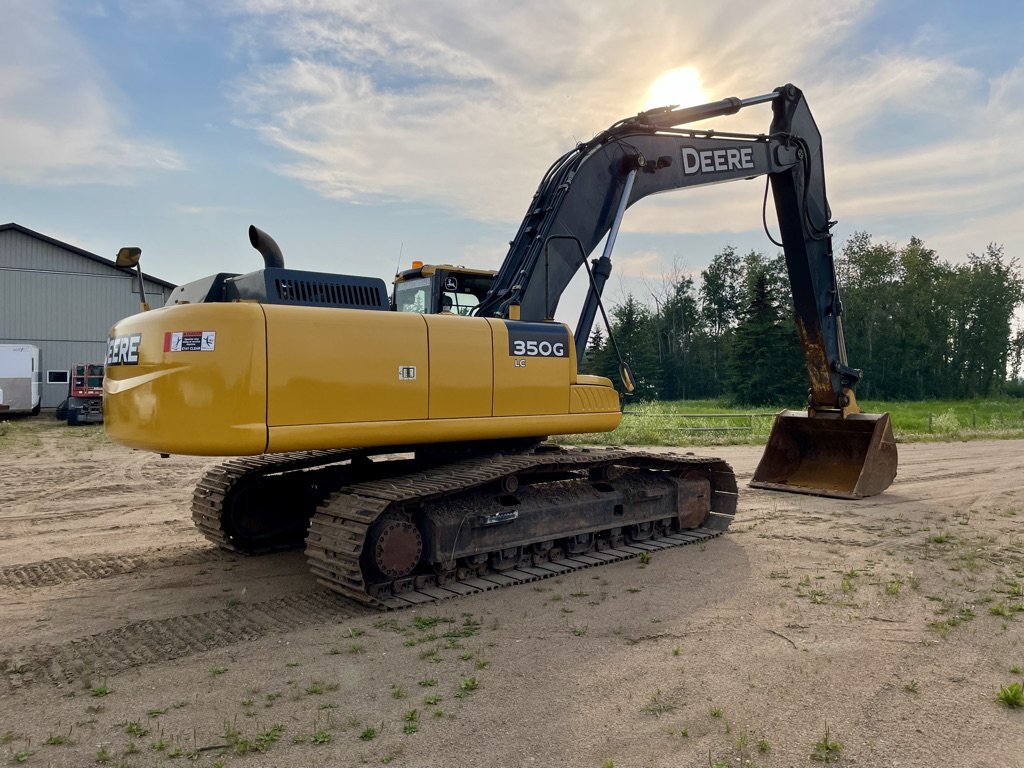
[367,514,423,580]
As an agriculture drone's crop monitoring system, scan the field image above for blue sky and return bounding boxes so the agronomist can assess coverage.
[2,0,1022,321]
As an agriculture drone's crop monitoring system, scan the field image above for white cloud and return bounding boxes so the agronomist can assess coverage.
[226,0,1020,265]
[0,1,182,186]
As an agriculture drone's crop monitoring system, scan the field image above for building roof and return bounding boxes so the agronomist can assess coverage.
[0,222,176,289]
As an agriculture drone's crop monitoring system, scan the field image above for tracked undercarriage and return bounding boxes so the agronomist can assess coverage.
[192,444,737,609]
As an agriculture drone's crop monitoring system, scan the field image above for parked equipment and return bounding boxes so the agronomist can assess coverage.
[0,345,41,416]
[62,364,105,425]
[104,84,896,607]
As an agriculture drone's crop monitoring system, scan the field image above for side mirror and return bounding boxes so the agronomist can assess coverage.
[115,247,150,312]
[115,247,142,268]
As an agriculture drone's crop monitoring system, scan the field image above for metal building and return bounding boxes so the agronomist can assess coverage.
[0,222,175,409]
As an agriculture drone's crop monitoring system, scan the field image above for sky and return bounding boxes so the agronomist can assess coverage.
[1,0,1022,323]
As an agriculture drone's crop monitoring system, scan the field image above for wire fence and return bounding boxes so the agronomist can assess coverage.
[622,411,778,434]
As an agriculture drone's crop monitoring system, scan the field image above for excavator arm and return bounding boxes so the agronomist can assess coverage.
[476,83,896,497]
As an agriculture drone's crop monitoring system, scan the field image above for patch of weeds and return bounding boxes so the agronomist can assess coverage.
[226,597,242,608]
[391,684,407,699]
[413,616,443,630]
[313,729,333,745]
[146,708,167,719]
[641,689,677,717]
[572,626,588,636]
[456,677,479,698]
[306,682,326,695]
[255,724,285,752]
[375,618,405,633]
[419,648,442,664]
[758,738,771,754]
[810,589,827,604]
[904,679,920,694]
[811,722,843,763]
[626,587,642,594]
[799,575,812,587]
[210,666,228,677]
[123,721,149,738]
[90,683,112,697]
[638,551,651,565]
[990,602,1012,617]
[150,735,168,752]
[997,682,1024,708]
[1010,665,1022,674]
[168,744,185,757]
[12,750,33,764]
[418,678,438,687]
[327,647,341,655]
[346,627,365,638]
[673,644,682,657]
[424,694,442,706]
[930,532,951,544]
[285,660,300,667]
[475,658,491,670]
[349,643,366,654]
[359,727,377,741]
[403,710,419,734]
[570,591,589,598]
[710,707,722,718]
[885,576,903,596]
[1,732,15,745]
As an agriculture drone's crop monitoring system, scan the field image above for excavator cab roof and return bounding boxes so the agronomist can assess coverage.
[393,263,497,316]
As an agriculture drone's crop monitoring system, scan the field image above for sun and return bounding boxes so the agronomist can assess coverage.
[643,66,707,111]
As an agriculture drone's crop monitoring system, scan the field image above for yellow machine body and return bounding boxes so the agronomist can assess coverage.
[104,303,621,456]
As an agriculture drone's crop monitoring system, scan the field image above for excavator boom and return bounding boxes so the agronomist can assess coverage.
[470,83,896,498]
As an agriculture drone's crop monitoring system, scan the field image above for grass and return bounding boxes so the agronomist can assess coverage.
[811,723,843,763]
[641,690,678,717]
[90,683,112,697]
[996,682,1024,708]
[555,396,1024,447]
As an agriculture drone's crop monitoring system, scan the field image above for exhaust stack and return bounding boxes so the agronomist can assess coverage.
[249,225,285,269]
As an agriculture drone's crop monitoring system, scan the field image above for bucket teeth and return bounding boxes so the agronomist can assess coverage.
[750,410,897,499]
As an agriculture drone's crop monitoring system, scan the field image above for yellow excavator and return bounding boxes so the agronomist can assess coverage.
[104,84,896,608]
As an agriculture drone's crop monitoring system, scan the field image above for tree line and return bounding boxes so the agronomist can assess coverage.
[582,234,1024,405]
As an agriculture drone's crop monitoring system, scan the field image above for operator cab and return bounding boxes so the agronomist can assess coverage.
[392,263,497,316]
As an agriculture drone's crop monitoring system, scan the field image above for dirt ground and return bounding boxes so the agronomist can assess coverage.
[0,419,1022,768]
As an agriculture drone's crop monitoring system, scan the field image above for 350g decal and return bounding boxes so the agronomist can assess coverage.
[505,321,570,359]
[512,339,565,357]
[106,334,142,366]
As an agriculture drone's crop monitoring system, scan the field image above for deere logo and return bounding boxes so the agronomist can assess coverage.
[681,146,755,175]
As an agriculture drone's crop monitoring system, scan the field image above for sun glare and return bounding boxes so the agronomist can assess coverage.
[643,66,707,111]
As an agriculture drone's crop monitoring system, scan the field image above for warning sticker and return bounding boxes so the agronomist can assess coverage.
[164,331,216,352]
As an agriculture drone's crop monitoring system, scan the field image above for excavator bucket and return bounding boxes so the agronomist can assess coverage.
[750,410,897,499]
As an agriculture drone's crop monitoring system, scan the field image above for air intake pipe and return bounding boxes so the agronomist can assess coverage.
[248,225,285,269]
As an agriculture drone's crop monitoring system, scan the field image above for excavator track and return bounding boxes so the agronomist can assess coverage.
[190,445,737,609]
[305,446,737,609]
[192,449,368,553]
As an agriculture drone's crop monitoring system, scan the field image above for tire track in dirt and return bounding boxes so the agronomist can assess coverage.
[0,547,233,590]
[1,589,372,692]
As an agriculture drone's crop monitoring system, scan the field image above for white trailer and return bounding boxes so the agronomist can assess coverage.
[0,345,41,415]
